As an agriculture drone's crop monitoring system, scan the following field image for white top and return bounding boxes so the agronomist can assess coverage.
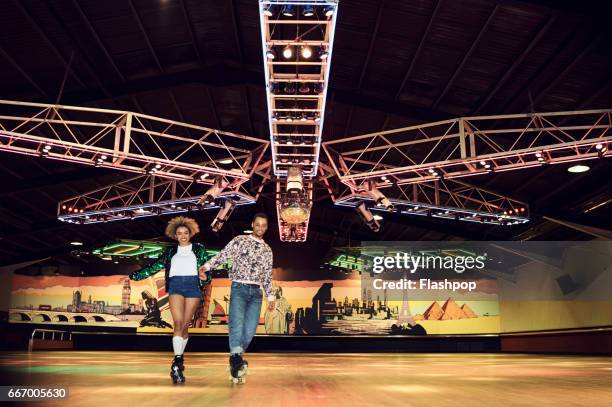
[168,244,198,277]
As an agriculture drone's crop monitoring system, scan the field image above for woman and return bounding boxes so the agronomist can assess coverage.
[129,216,211,384]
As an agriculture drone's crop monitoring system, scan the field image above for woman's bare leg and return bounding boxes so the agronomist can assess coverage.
[182,298,201,339]
[169,294,185,336]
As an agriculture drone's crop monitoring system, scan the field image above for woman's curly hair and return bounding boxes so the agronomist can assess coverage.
[165,216,200,240]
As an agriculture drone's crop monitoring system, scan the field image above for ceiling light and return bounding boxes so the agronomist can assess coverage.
[595,143,604,150]
[567,164,590,173]
[324,5,334,16]
[373,214,383,221]
[302,5,314,17]
[219,158,233,164]
[266,48,276,59]
[319,49,329,60]
[301,46,312,59]
[280,199,310,224]
[282,5,294,17]
[244,229,253,234]
[70,241,83,246]
[282,46,293,59]
[263,5,273,16]
[284,82,295,93]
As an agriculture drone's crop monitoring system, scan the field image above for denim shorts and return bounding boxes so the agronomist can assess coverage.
[168,275,201,298]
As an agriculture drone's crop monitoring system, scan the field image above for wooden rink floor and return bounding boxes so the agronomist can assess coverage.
[1,351,612,407]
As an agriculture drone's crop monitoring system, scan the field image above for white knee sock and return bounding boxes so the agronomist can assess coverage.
[182,337,189,354]
[172,335,183,356]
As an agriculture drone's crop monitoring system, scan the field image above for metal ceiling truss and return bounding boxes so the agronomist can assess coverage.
[0,100,268,185]
[259,0,338,241]
[332,178,529,226]
[0,99,269,229]
[322,110,612,187]
[57,174,257,225]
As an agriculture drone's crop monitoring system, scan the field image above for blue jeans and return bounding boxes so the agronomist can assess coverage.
[228,282,263,355]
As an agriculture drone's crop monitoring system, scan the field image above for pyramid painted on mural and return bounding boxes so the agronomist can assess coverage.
[423,301,444,320]
[461,304,477,318]
[440,298,467,320]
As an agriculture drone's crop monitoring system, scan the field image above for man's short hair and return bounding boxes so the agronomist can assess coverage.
[253,212,268,222]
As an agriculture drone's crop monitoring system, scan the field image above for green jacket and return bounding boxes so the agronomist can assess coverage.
[128,243,212,292]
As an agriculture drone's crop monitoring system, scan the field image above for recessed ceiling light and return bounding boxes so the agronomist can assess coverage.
[567,164,590,173]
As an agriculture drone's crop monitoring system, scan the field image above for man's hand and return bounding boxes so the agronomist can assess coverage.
[198,264,209,279]
[267,300,276,312]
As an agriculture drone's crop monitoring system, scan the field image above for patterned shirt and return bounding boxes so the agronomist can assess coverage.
[205,234,274,301]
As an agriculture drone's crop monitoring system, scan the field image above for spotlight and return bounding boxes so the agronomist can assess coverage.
[301,46,312,59]
[155,163,161,169]
[300,114,308,122]
[366,181,394,210]
[286,166,303,194]
[356,202,380,232]
[314,82,324,93]
[211,199,236,232]
[263,5,273,16]
[302,5,314,17]
[567,164,590,173]
[282,5,294,17]
[44,145,52,151]
[319,49,329,60]
[595,143,604,150]
[199,173,209,181]
[219,158,233,164]
[266,48,276,59]
[70,241,83,246]
[324,5,335,17]
[314,115,321,123]
[284,82,296,93]
[299,83,310,93]
[198,176,229,205]
[282,46,293,59]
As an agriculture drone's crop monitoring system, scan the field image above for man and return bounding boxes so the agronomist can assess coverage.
[200,212,274,383]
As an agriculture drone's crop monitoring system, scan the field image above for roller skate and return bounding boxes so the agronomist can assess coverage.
[229,353,247,384]
[239,357,248,377]
[171,355,185,384]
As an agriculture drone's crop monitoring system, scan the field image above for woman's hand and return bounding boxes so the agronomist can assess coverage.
[198,265,209,279]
